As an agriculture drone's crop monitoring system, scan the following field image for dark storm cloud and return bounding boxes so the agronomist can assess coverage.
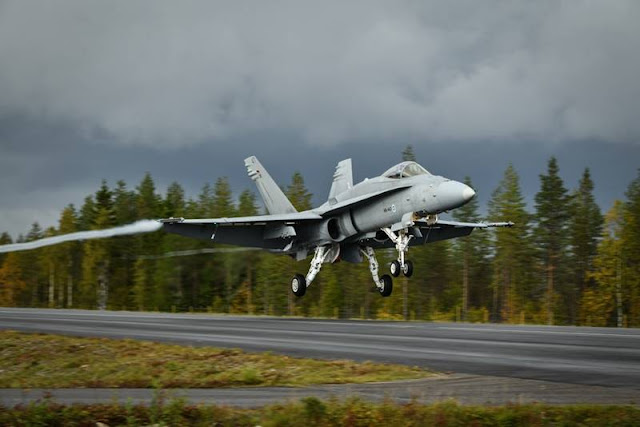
[1,1,640,238]
[1,1,639,146]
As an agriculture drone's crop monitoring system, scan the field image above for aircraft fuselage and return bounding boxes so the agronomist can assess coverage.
[297,173,475,254]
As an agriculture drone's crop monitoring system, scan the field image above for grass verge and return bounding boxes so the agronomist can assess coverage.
[0,331,430,388]
[1,398,639,426]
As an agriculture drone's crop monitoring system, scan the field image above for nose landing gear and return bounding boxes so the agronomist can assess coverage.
[382,228,414,278]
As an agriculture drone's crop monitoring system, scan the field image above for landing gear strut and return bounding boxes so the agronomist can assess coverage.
[361,246,393,297]
[292,243,398,298]
[291,245,337,297]
[382,228,414,278]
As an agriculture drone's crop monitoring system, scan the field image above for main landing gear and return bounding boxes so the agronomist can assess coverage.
[291,245,338,297]
[291,227,415,299]
[361,246,393,297]
[291,244,395,298]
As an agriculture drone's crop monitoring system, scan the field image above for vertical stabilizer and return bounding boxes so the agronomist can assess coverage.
[328,158,353,203]
[244,156,297,214]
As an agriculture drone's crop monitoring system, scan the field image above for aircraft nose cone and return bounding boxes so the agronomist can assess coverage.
[463,185,476,202]
[434,181,475,211]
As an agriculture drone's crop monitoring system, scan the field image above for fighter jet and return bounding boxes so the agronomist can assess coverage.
[161,157,512,297]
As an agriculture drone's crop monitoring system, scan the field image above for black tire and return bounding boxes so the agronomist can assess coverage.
[291,274,306,297]
[378,274,393,297]
[402,260,414,277]
[390,260,401,277]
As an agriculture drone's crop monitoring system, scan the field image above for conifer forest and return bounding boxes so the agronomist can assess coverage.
[1,149,639,328]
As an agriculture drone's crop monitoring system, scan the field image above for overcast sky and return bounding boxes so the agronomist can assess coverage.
[1,1,639,239]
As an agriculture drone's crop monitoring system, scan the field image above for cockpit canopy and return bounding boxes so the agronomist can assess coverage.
[382,161,431,179]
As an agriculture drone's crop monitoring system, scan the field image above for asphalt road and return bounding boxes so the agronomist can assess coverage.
[1,308,639,391]
[3,374,640,407]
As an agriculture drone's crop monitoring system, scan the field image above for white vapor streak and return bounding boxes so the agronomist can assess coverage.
[135,247,260,260]
[0,220,162,254]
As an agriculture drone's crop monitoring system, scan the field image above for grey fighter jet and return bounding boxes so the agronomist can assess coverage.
[161,157,512,297]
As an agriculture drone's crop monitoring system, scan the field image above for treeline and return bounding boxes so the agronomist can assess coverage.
[1,149,639,327]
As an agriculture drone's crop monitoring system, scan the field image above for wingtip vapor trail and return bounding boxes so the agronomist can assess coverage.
[0,220,162,254]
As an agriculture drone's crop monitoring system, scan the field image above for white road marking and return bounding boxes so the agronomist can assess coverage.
[439,327,640,338]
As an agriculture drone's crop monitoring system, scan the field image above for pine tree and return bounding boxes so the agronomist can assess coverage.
[26,223,43,241]
[113,180,137,224]
[213,177,236,217]
[0,232,11,245]
[197,183,215,217]
[237,190,258,216]
[136,173,160,220]
[78,196,96,231]
[622,169,640,326]
[153,182,189,312]
[95,180,116,225]
[22,223,45,306]
[212,177,237,311]
[164,182,186,218]
[236,189,259,313]
[0,232,12,266]
[452,177,490,321]
[177,195,212,311]
[78,182,119,309]
[534,157,570,325]
[41,226,58,307]
[402,145,416,161]
[409,240,453,320]
[584,201,623,326]
[108,180,137,309]
[80,208,112,309]
[488,165,533,323]
[568,168,603,322]
[57,205,79,308]
[287,172,313,211]
[132,173,162,310]
[0,252,26,306]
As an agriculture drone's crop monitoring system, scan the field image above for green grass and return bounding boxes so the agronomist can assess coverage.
[1,398,639,426]
[0,331,431,388]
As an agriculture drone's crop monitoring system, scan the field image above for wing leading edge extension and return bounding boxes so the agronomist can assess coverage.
[160,212,322,250]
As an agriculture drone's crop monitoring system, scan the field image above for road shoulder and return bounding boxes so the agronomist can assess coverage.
[2,374,639,407]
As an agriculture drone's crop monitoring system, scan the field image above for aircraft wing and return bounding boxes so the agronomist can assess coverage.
[360,218,513,249]
[410,219,513,244]
[428,219,514,229]
[160,212,322,250]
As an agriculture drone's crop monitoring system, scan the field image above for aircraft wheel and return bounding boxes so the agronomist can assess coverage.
[378,275,393,297]
[291,274,306,297]
[402,260,414,277]
[390,260,401,277]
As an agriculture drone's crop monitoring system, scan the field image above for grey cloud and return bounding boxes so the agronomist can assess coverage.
[2,1,640,239]
[1,1,639,147]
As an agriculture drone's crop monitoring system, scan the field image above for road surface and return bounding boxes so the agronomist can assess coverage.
[1,308,639,406]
